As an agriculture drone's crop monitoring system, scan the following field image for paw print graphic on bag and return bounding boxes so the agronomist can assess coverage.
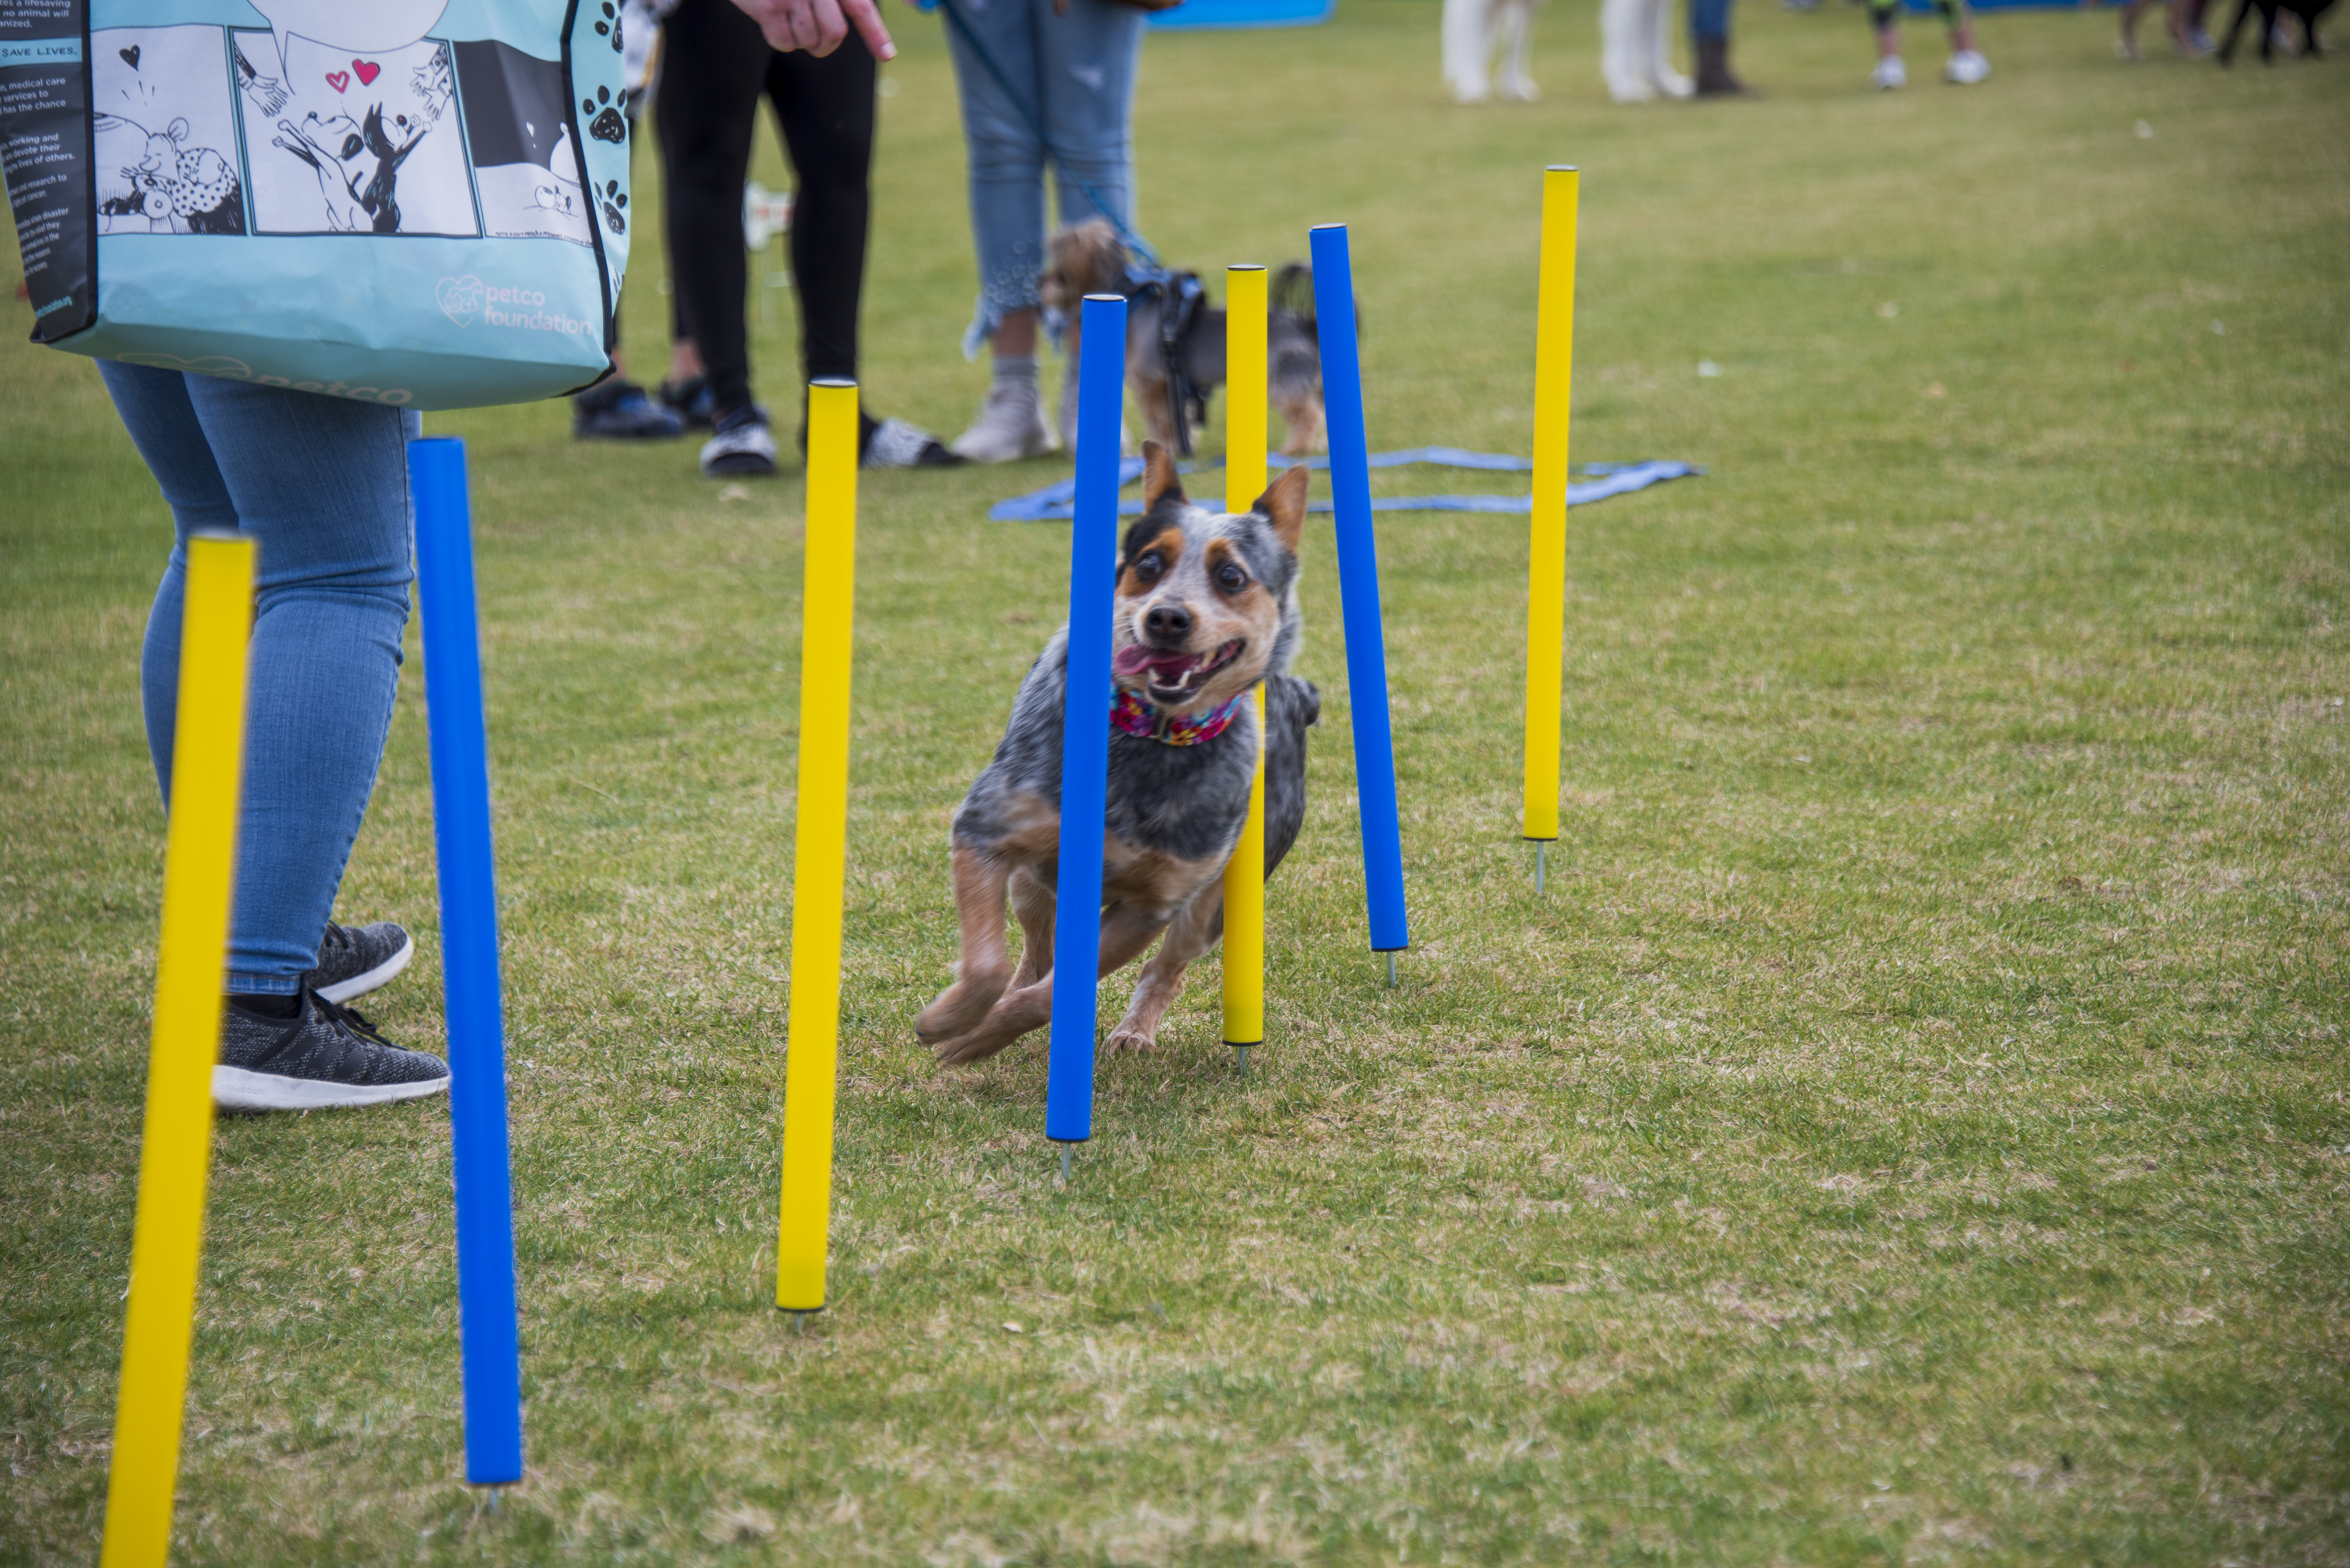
[582,84,626,145]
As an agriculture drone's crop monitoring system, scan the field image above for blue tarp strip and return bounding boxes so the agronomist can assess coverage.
[987,450,1703,522]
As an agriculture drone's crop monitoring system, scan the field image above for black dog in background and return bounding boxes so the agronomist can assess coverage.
[2217,0,2332,60]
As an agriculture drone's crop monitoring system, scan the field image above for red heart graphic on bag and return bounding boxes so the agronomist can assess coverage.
[325,70,350,92]
[352,60,380,86]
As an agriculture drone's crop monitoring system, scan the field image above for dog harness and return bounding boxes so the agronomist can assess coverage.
[1111,687,1243,746]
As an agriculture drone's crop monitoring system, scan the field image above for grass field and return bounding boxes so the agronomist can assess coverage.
[5,1,2348,1562]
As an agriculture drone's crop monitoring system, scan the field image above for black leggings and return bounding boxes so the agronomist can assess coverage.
[656,0,874,421]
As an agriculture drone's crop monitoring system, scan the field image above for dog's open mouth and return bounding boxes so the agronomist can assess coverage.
[1114,639,1242,704]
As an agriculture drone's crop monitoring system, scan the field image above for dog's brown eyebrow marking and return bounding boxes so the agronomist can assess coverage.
[1118,527,1185,597]
[1202,538,1255,592]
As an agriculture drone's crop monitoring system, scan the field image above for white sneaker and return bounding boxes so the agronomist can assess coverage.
[700,409,776,477]
[1944,48,1991,83]
[949,378,1057,464]
[1057,373,1081,454]
[1871,54,1907,89]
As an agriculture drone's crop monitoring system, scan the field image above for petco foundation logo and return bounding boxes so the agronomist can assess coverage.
[437,275,592,337]
[113,352,414,406]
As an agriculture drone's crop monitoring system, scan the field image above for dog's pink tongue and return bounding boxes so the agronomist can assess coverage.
[1114,645,1190,677]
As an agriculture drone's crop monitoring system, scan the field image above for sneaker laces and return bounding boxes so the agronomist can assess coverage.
[309,988,395,1048]
[315,922,354,965]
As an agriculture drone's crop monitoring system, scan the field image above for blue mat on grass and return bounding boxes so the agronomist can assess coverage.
[987,450,1703,522]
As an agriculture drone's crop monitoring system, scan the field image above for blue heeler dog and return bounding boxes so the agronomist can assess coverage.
[918,442,1321,1063]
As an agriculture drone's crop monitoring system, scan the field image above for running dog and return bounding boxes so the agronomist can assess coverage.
[917,444,1319,1063]
[1042,220,1333,456]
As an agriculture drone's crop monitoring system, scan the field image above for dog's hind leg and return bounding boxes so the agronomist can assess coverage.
[915,843,1015,1048]
[1009,866,1054,988]
[1106,886,1224,1053]
[1275,391,1323,457]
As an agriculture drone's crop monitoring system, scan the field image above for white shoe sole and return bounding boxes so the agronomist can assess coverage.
[314,931,415,1004]
[213,1063,451,1112]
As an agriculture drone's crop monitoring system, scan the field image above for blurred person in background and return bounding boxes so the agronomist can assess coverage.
[575,0,689,441]
[660,0,956,474]
[1866,0,1991,86]
[933,0,1153,462]
[1692,0,1758,94]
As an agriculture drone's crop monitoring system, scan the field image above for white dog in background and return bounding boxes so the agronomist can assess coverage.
[1443,0,1541,102]
[1600,0,1694,102]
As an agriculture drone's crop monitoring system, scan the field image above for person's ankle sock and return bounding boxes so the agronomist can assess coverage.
[229,991,301,1020]
[992,354,1038,388]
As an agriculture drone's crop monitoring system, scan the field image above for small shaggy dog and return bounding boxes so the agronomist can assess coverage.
[1443,0,1542,101]
[916,445,1320,1063]
[1042,218,1331,456]
[1600,0,1693,102]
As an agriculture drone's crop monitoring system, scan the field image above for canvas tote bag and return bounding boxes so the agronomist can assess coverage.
[2,0,631,409]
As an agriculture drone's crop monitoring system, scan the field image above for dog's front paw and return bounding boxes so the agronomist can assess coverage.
[915,970,1007,1046]
[1105,1023,1156,1055]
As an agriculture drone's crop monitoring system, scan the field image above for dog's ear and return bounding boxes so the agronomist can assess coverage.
[1140,440,1184,510]
[1255,465,1309,552]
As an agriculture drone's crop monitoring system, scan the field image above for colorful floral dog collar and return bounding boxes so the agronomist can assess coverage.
[1111,687,1244,746]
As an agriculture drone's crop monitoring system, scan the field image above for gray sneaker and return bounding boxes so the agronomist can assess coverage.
[863,415,961,469]
[302,920,414,1004]
[214,991,450,1112]
[701,407,777,477]
[949,378,1058,464]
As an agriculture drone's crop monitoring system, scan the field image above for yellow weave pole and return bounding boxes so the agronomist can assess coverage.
[777,380,860,1312]
[1225,265,1267,509]
[1521,166,1578,888]
[101,531,255,1568]
[1222,266,1269,1067]
[1222,688,1267,1066]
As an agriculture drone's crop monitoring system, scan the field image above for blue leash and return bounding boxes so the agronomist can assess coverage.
[930,0,1161,269]
[987,450,1707,521]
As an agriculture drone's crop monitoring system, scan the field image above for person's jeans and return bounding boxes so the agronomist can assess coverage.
[99,363,417,995]
[1691,0,1734,42]
[942,0,1146,358]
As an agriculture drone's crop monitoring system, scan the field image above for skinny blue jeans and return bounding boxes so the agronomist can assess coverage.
[941,0,1146,357]
[1691,0,1734,42]
[100,362,417,995]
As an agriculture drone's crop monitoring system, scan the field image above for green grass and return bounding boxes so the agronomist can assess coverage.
[5,2,2348,1562]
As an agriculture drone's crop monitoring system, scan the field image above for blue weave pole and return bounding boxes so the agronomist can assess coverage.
[1045,294,1128,1147]
[407,437,525,1487]
[1308,225,1410,957]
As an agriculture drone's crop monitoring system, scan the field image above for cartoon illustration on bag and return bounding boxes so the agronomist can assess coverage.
[91,29,246,235]
[452,40,593,246]
[237,30,478,236]
[3,0,627,403]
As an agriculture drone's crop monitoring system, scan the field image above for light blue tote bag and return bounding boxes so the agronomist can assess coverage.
[2,0,631,409]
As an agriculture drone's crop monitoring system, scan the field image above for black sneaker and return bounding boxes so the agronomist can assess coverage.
[302,920,415,1004]
[214,990,450,1112]
[574,379,686,441]
[657,374,717,429]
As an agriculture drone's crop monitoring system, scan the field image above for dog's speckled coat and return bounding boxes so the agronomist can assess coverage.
[918,447,1318,1062]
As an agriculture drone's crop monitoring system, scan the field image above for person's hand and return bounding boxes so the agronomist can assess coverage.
[729,0,897,60]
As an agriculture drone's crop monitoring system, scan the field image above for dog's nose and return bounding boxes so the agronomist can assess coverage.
[1144,603,1193,645]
